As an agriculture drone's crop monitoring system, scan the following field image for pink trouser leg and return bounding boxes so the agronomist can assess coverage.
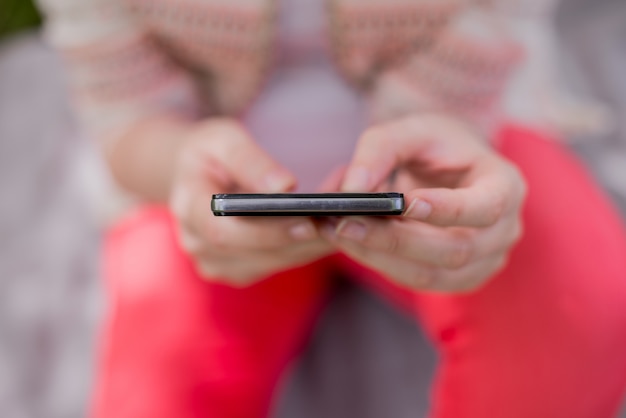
[341,125,626,418]
[91,207,331,418]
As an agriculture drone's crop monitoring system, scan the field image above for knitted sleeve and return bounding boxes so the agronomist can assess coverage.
[37,0,202,150]
[329,0,525,135]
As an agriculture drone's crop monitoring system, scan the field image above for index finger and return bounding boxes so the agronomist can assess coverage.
[192,119,297,193]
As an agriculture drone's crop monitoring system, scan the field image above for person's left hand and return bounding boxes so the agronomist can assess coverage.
[319,115,527,293]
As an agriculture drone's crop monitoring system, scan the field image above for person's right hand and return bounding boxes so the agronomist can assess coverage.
[169,118,333,287]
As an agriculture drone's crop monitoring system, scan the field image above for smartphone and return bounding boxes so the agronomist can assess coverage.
[211,192,404,216]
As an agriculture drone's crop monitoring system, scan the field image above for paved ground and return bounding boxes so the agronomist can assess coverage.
[0,35,101,418]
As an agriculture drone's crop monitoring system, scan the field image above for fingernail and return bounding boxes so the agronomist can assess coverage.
[264,171,293,192]
[406,199,432,219]
[342,167,370,192]
[289,222,317,241]
[336,219,367,241]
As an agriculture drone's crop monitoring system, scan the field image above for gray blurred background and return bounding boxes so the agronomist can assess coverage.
[0,0,625,416]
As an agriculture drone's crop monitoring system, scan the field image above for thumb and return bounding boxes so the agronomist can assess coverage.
[341,116,486,192]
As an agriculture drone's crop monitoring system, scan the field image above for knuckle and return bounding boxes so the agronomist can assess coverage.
[196,262,257,287]
[389,266,437,291]
[228,275,258,289]
[450,203,463,224]
[403,114,433,135]
[509,218,524,245]
[485,195,505,226]
[493,253,509,273]
[443,271,486,294]
[443,238,473,269]
[200,123,245,161]
[506,164,527,207]
[384,234,401,254]
[176,144,199,168]
[207,226,230,250]
[169,188,187,219]
[360,126,385,147]
[510,164,526,190]
[224,266,268,288]
[407,268,438,290]
[200,118,239,141]
[196,262,223,281]
[487,252,507,271]
[515,171,527,197]
[177,228,202,254]
[519,177,528,202]
[458,255,508,293]
[456,276,487,293]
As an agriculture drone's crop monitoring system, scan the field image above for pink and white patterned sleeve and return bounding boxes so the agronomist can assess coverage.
[38,0,203,151]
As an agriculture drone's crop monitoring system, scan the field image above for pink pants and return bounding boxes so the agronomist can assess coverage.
[92,126,626,417]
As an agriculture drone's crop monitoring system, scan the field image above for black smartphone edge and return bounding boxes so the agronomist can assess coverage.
[211,192,405,216]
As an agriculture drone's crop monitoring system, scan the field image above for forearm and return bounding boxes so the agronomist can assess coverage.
[104,114,194,203]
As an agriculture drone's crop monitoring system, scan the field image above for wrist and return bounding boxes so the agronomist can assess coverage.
[106,114,196,203]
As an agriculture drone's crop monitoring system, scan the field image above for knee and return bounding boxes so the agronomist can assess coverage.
[103,206,201,315]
